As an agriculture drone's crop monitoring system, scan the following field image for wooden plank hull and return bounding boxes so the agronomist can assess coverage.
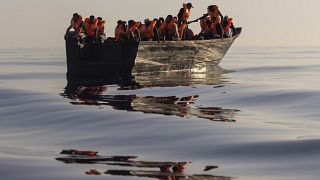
[65,35,139,81]
[135,28,241,71]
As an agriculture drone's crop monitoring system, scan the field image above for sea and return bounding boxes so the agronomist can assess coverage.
[1,46,320,180]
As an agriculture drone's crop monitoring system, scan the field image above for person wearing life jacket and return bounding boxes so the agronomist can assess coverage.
[79,15,98,46]
[83,15,98,37]
[96,17,106,43]
[207,5,224,20]
[65,13,83,37]
[210,16,224,39]
[157,17,166,41]
[126,20,141,41]
[163,15,180,41]
[140,19,158,41]
[177,3,193,26]
[115,20,127,41]
[222,16,236,38]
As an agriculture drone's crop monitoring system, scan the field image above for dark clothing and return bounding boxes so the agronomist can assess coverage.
[177,8,184,25]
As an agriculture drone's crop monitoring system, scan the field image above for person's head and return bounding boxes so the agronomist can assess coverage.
[159,17,164,23]
[224,16,229,21]
[186,3,193,10]
[89,15,95,23]
[128,20,135,27]
[144,19,151,26]
[72,13,79,20]
[97,17,103,23]
[121,21,127,30]
[117,20,122,25]
[208,5,218,13]
[165,15,173,23]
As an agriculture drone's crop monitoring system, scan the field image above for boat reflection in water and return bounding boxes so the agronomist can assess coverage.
[56,149,233,180]
[62,65,239,122]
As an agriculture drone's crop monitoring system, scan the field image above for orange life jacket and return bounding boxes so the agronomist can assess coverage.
[115,25,125,40]
[165,20,177,37]
[182,3,191,21]
[178,23,187,39]
[210,17,220,33]
[200,16,211,30]
[97,20,105,36]
[126,21,141,39]
[223,18,233,31]
[84,18,98,36]
[158,22,166,39]
[71,16,83,31]
[141,20,157,40]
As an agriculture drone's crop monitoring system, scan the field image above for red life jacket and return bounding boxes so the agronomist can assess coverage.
[97,20,105,36]
[210,17,220,33]
[142,20,157,39]
[126,21,141,39]
[84,18,98,36]
[223,18,233,31]
[115,25,125,40]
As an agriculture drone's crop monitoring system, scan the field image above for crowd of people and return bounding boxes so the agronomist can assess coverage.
[65,3,237,45]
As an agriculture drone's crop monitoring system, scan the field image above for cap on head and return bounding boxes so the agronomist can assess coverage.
[187,3,193,8]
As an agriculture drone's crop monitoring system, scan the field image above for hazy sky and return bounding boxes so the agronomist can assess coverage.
[0,0,319,48]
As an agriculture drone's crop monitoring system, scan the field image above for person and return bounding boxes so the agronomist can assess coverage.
[96,17,106,43]
[65,13,83,37]
[163,15,180,41]
[140,19,158,41]
[126,20,141,40]
[207,5,223,20]
[157,17,166,41]
[210,15,224,39]
[115,20,127,41]
[177,3,193,26]
[81,15,98,45]
[222,16,237,37]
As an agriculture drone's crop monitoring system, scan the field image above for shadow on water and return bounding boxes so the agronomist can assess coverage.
[61,65,239,122]
[55,149,233,180]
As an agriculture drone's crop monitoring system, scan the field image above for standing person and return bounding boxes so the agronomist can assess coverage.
[65,13,83,37]
[96,17,106,43]
[157,17,166,41]
[81,15,98,45]
[126,20,141,41]
[177,3,193,26]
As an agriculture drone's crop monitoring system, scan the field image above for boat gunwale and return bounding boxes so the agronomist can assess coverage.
[139,27,242,46]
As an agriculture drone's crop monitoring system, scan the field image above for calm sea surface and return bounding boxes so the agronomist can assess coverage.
[1,46,320,180]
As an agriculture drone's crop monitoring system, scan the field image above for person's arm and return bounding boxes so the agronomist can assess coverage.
[219,11,224,21]
[135,29,141,41]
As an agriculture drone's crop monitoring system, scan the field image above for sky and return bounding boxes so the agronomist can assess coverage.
[0,0,319,48]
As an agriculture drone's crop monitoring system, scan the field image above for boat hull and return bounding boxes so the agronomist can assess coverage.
[65,34,139,81]
[136,28,241,71]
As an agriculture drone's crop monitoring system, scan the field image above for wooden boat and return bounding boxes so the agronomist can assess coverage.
[65,32,139,80]
[135,27,242,71]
